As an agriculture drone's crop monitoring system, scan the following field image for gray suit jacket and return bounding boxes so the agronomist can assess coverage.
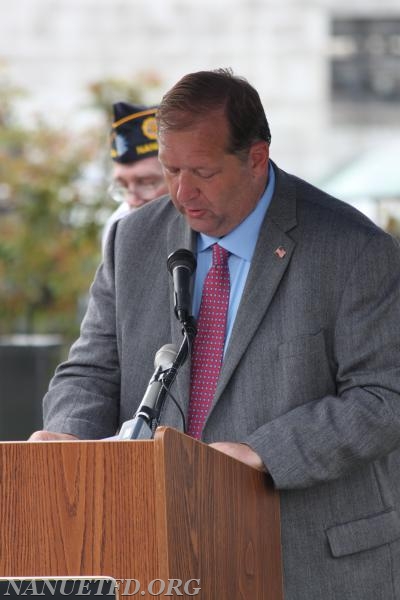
[44,164,400,599]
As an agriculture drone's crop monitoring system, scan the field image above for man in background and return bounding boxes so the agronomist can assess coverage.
[102,102,167,250]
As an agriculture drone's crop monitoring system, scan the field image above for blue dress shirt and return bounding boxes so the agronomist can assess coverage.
[192,162,275,351]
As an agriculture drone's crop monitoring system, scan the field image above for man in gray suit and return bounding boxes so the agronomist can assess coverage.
[31,69,400,599]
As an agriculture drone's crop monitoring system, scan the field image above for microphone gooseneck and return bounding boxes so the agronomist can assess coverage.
[117,343,178,440]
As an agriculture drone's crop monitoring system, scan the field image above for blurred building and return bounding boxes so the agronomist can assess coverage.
[1,0,399,227]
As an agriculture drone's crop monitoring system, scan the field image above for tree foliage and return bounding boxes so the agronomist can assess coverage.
[0,70,162,337]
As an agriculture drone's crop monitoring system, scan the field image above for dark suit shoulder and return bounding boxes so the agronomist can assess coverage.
[275,165,391,243]
[114,195,180,250]
[119,194,176,232]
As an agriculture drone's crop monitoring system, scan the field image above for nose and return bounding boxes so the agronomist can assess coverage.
[175,171,199,204]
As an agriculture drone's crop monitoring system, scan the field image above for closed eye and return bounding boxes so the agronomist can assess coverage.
[164,166,180,176]
[195,169,219,179]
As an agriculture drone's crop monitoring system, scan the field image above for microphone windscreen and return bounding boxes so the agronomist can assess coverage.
[167,249,196,275]
[154,344,178,369]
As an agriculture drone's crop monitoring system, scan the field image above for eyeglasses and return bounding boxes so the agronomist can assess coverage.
[107,178,164,203]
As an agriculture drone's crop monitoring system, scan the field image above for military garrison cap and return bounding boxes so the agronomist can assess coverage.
[110,102,159,163]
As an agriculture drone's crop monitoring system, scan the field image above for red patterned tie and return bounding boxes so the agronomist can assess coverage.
[187,244,230,439]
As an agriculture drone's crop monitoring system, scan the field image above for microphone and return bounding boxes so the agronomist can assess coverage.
[118,343,178,440]
[167,249,197,324]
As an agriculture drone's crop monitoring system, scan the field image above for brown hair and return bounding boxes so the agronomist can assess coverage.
[157,68,271,157]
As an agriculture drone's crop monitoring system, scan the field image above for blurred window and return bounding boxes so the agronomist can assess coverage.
[329,17,400,123]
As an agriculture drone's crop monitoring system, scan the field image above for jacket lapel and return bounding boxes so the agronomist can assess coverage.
[213,165,298,405]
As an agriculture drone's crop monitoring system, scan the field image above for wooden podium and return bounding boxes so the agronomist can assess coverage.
[0,427,283,599]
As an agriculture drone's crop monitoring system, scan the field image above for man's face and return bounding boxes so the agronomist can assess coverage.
[111,156,168,209]
[158,110,269,237]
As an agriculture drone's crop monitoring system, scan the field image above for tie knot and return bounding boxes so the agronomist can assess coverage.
[212,243,229,267]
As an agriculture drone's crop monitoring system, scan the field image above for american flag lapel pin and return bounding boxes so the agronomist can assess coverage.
[274,246,287,259]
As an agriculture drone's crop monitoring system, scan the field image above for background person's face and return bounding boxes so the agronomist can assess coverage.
[158,111,269,237]
[111,156,168,209]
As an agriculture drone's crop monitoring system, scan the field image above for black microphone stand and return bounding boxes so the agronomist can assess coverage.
[153,316,197,423]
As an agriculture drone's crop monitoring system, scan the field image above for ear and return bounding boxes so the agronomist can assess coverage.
[249,141,269,175]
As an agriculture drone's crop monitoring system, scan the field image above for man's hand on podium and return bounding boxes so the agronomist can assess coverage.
[209,442,266,472]
[29,431,79,441]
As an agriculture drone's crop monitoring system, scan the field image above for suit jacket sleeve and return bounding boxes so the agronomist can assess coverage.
[43,222,121,439]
